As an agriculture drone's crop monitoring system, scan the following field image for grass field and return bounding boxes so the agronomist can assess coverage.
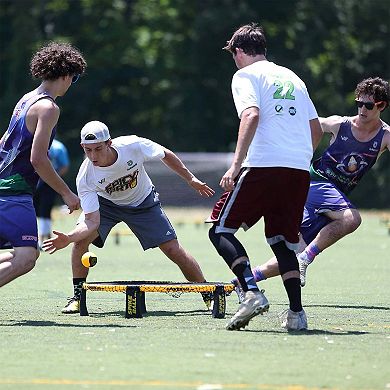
[0,208,389,390]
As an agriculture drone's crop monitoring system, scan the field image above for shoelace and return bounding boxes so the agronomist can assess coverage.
[277,308,289,322]
[66,296,79,304]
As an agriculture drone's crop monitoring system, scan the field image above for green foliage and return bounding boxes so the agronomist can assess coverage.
[0,0,389,206]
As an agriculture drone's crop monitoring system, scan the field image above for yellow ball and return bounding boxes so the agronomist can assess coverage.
[81,252,98,268]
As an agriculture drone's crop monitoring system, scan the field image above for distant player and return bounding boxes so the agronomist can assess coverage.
[231,77,390,295]
[34,138,70,246]
[41,121,215,313]
[0,42,86,288]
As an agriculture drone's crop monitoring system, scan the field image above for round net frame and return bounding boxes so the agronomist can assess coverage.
[83,280,234,298]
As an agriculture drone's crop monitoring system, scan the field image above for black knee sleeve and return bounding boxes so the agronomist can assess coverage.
[208,225,248,267]
[270,241,298,275]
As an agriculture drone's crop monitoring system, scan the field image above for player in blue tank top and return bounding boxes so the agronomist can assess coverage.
[34,138,70,246]
[231,77,390,296]
[0,42,86,288]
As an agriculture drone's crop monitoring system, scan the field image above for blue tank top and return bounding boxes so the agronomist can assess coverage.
[310,118,385,194]
[0,91,56,195]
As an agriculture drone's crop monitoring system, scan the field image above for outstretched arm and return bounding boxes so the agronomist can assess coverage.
[161,149,215,197]
[319,115,344,135]
[41,210,100,254]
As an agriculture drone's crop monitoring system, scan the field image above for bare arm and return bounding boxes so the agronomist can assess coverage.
[319,115,344,136]
[379,123,390,155]
[220,106,259,191]
[162,149,215,197]
[57,165,69,177]
[29,99,80,212]
[41,210,100,254]
[310,118,323,151]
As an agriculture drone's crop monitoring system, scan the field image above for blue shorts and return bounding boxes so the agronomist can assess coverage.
[300,181,355,244]
[90,189,177,250]
[0,194,38,249]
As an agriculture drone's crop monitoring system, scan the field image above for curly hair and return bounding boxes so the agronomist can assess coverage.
[355,77,390,109]
[223,23,267,57]
[30,42,87,80]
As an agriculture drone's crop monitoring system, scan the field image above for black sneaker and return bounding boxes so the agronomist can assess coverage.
[201,291,214,311]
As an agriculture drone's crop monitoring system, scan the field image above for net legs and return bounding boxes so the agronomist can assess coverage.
[80,287,89,316]
[212,285,226,319]
[125,286,146,318]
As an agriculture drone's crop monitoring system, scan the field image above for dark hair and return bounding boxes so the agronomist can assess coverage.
[30,41,87,80]
[223,23,267,56]
[355,77,390,110]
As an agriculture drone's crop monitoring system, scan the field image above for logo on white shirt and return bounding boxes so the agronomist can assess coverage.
[105,170,139,195]
[288,107,296,116]
[275,105,283,114]
[127,160,137,170]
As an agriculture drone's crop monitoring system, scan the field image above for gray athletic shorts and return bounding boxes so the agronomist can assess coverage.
[92,189,177,250]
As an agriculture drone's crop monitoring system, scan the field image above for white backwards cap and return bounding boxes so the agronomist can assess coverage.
[80,121,111,144]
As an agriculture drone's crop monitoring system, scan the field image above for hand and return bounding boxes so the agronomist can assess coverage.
[41,230,71,254]
[188,177,215,197]
[220,166,240,191]
[62,191,80,214]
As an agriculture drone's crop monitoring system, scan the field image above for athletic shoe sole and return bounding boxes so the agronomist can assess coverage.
[226,303,269,331]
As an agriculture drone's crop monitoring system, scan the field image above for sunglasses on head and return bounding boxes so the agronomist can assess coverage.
[72,74,80,84]
[355,100,384,110]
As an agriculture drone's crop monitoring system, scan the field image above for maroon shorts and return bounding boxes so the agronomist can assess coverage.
[208,167,310,250]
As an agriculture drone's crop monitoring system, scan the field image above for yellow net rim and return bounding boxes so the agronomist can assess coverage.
[83,281,235,294]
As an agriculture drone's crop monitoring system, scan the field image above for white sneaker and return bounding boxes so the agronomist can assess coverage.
[61,296,80,314]
[226,290,269,331]
[281,308,308,330]
[298,254,311,287]
[234,284,245,304]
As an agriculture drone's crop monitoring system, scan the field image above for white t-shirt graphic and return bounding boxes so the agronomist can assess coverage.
[231,61,318,171]
[77,136,165,213]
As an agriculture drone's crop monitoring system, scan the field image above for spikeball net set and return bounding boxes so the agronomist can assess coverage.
[80,281,235,319]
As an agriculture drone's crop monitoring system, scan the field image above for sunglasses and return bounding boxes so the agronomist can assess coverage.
[72,74,80,84]
[355,100,384,110]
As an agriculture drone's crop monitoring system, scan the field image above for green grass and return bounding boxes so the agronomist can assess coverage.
[0,209,389,390]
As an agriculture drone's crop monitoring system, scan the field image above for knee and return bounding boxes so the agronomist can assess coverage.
[208,225,247,263]
[344,210,362,233]
[74,238,92,252]
[20,254,38,274]
[271,241,298,275]
[160,240,182,260]
[208,225,220,248]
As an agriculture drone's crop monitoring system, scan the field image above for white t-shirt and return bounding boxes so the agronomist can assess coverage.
[76,136,165,213]
[231,60,318,171]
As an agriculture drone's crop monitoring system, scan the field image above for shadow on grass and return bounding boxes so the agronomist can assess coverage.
[241,328,370,335]
[0,320,135,328]
[88,309,210,318]
[143,309,210,317]
[306,304,390,311]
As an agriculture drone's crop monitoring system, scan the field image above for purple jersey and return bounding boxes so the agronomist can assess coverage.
[0,91,56,195]
[310,118,385,194]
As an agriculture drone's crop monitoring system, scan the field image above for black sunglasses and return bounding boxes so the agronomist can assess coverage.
[355,100,384,110]
[72,74,80,84]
